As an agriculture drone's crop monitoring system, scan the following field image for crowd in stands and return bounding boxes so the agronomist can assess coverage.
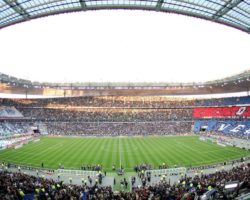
[18,107,192,122]
[0,122,38,148]
[0,96,195,108]
[0,106,23,118]
[0,96,195,137]
[0,122,32,136]
[46,121,193,136]
[133,164,250,199]
[1,96,250,138]
[1,96,250,199]
[2,95,250,108]
[195,96,250,107]
[0,95,195,137]
[194,119,250,139]
[0,135,34,149]
[0,163,249,200]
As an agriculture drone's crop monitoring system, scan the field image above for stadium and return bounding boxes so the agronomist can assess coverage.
[1,1,250,200]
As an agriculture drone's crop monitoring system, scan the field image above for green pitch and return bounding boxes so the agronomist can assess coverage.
[0,136,249,171]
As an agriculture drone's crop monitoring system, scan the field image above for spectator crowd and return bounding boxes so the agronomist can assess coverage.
[46,121,192,136]
[18,107,192,122]
[2,96,250,137]
[0,96,250,199]
[0,96,195,137]
[0,163,249,200]
[0,96,194,108]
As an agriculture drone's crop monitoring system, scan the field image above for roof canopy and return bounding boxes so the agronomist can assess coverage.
[0,0,250,33]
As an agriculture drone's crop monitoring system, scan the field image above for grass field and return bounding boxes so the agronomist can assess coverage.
[0,136,249,172]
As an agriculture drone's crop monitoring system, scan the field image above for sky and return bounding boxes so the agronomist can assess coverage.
[0,10,250,83]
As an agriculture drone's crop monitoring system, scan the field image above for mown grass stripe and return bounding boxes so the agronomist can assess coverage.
[0,136,249,171]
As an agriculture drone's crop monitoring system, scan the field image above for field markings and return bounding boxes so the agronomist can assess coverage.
[0,139,48,157]
[29,140,67,164]
[173,140,247,165]
[197,141,248,161]
[0,136,249,171]
[165,139,220,166]
[0,139,59,163]
[0,139,56,166]
[175,141,225,164]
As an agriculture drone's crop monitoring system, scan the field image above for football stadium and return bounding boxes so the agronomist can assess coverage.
[1,1,250,200]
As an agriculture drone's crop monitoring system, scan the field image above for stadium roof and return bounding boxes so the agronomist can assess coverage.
[1,70,250,96]
[0,0,250,33]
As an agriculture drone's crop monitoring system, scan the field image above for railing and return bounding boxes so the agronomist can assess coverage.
[145,167,186,176]
[56,169,97,177]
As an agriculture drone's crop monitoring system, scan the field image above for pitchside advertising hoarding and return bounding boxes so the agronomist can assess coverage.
[193,106,250,118]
